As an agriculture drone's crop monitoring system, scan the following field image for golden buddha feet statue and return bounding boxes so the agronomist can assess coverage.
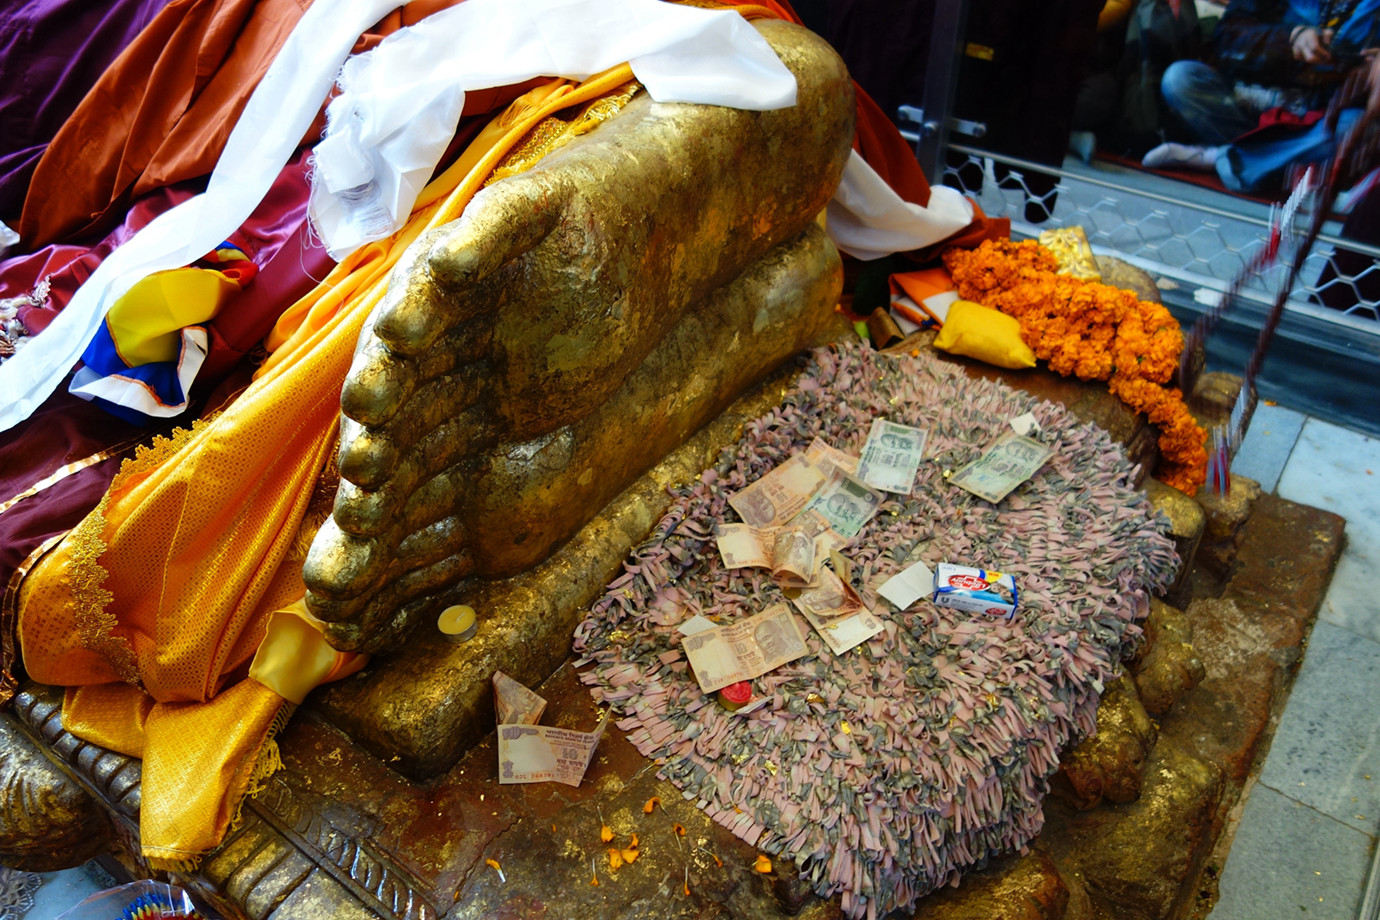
[301,20,856,653]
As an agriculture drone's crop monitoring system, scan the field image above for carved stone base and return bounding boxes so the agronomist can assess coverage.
[0,345,1344,920]
[1051,675,1158,811]
[0,711,115,872]
[1131,599,1206,717]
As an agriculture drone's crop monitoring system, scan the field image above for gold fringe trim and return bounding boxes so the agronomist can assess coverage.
[145,852,203,874]
[141,701,293,872]
[225,701,295,841]
[246,704,292,802]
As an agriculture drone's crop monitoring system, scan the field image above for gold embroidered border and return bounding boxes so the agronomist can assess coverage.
[66,491,140,687]
[113,416,214,486]
[65,418,216,689]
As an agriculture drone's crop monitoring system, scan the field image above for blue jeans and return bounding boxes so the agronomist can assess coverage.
[1217,108,1361,192]
[1160,60,1258,146]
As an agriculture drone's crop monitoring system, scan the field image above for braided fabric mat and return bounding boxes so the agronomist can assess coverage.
[574,342,1177,919]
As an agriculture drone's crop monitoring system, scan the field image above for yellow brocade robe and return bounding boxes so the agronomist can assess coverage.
[16,68,638,868]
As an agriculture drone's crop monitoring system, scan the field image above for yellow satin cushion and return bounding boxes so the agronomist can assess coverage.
[932,299,1036,369]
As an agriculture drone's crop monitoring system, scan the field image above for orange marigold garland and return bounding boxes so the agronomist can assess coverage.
[943,239,1206,494]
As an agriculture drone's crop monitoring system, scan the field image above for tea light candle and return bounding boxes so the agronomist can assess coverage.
[438,604,478,642]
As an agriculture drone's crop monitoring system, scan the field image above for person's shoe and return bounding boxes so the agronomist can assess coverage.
[1141,143,1222,171]
[1069,131,1097,163]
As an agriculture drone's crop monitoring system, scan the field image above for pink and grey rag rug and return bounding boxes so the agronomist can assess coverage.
[574,341,1177,919]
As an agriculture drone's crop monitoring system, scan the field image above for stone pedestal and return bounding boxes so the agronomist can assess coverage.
[0,337,1345,920]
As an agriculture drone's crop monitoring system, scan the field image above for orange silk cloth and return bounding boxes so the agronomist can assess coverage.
[16,70,631,867]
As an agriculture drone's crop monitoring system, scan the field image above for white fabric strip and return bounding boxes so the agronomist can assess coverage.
[0,0,400,435]
[827,153,973,262]
[309,0,799,258]
[311,0,973,260]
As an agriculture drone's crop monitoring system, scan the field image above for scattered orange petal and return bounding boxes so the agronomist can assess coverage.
[683,866,691,896]
[754,854,773,873]
[711,852,723,868]
[484,858,506,882]
[643,797,660,814]
[608,848,624,870]
[629,832,639,849]
[672,823,686,837]
[591,857,599,886]
[600,824,614,843]
[910,349,920,357]
[551,823,557,833]
[621,848,640,864]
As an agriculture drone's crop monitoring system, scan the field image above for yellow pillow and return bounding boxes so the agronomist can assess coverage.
[932,299,1036,369]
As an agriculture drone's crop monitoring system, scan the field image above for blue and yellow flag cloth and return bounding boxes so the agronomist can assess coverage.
[69,242,256,424]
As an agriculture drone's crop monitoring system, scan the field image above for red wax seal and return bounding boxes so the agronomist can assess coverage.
[718,681,753,710]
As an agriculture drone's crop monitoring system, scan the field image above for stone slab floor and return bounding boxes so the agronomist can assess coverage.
[9,403,1380,920]
[1207,405,1380,920]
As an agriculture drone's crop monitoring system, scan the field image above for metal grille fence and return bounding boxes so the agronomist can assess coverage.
[941,143,1380,330]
